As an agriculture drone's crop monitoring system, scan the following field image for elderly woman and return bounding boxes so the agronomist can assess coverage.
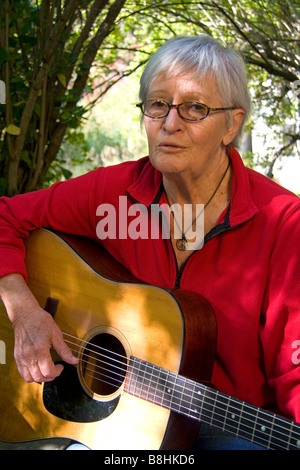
[0,36,299,450]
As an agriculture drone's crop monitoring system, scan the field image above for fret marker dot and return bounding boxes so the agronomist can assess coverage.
[231,414,236,419]
[297,440,300,448]
[197,391,202,395]
[167,388,171,393]
[261,426,266,432]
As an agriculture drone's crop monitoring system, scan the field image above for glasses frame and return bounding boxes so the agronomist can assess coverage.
[136,99,236,122]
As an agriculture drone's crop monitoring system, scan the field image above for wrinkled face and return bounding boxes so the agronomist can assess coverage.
[144,73,243,179]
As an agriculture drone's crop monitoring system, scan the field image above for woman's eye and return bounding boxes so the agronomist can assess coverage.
[152,101,165,108]
[190,103,205,111]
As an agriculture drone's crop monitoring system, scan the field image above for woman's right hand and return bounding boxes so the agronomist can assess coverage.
[0,273,78,382]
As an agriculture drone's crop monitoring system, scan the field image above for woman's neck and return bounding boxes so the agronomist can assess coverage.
[162,156,231,208]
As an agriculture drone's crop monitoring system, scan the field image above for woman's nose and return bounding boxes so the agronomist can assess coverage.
[162,107,184,133]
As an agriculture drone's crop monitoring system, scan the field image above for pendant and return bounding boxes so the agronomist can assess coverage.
[176,238,187,251]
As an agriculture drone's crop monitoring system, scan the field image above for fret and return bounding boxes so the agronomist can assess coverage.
[144,362,155,402]
[199,387,220,427]
[290,422,300,450]
[151,364,173,407]
[126,356,149,399]
[217,395,252,441]
[210,390,218,426]
[145,362,172,407]
[220,397,241,434]
[152,366,164,406]
[177,376,185,412]
[158,371,195,416]
[161,372,178,412]
[208,391,230,431]
[180,377,200,418]
[125,356,300,451]
[125,356,137,396]
[167,374,178,412]
[251,407,274,449]
[252,406,259,443]
[235,401,243,437]
[287,419,293,449]
[161,369,173,409]
[269,414,300,450]
[152,364,167,404]
[214,392,262,444]
[174,375,183,412]
[215,392,245,435]
[124,362,131,393]
[127,357,176,409]
[221,393,230,431]
[231,400,260,443]
[192,383,206,420]
[186,381,203,420]
[134,357,146,398]
[237,401,263,443]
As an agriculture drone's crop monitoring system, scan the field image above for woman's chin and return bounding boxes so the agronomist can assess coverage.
[149,152,189,176]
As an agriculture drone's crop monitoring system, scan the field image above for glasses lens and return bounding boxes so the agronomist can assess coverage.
[179,102,209,121]
[143,100,168,118]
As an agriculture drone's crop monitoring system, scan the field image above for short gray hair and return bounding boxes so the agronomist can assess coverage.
[139,35,251,147]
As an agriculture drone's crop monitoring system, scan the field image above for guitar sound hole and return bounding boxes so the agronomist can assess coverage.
[80,332,128,399]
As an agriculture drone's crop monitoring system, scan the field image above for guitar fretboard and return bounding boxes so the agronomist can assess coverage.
[125,356,300,450]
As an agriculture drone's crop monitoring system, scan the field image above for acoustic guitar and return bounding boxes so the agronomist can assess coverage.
[0,229,299,450]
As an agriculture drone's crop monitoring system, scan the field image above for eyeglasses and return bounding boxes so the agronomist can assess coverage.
[136,99,236,122]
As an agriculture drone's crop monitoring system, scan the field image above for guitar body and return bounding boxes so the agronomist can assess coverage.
[0,229,216,450]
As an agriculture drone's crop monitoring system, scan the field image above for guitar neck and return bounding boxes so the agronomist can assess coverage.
[125,356,300,450]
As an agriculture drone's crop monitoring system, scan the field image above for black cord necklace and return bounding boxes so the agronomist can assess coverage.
[170,160,231,251]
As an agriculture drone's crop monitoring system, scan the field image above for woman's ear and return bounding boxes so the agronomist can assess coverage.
[222,109,245,146]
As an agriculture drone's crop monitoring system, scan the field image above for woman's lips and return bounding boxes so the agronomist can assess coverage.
[158,142,187,152]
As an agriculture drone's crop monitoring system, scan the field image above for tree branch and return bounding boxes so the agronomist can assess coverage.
[7,0,80,195]
[267,134,300,178]
[40,0,127,185]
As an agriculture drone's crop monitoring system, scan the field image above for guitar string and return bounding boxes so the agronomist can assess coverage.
[78,354,276,446]
[63,332,293,430]
[83,362,295,451]
[80,373,288,451]
[62,332,298,445]
[66,356,297,448]
[80,362,284,450]
[61,332,298,448]
[63,332,295,431]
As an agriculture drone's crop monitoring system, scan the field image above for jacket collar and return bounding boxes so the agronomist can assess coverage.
[126,148,258,227]
[227,146,258,226]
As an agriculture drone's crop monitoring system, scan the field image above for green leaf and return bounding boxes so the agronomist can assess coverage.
[0,47,11,66]
[57,74,67,87]
[61,167,73,179]
[6,124,21,135]
[20,150,32,168]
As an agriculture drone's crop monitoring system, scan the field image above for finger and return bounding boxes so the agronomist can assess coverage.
[26,361,45,383]
[14,347,35,382]
[52,334,79,365]
[23,356,59,383]
[15,342,62,383]
[15,357,46,383]
[16,362,34,383]
[38,360,64,382]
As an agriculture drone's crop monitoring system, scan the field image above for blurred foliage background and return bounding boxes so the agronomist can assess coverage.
[0,0,299,196]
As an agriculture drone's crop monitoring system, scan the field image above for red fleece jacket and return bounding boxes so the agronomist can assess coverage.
[0,147,300,422]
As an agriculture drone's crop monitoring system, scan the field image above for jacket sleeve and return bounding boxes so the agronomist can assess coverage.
[259,202,300,422]
[0,169,101,280]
